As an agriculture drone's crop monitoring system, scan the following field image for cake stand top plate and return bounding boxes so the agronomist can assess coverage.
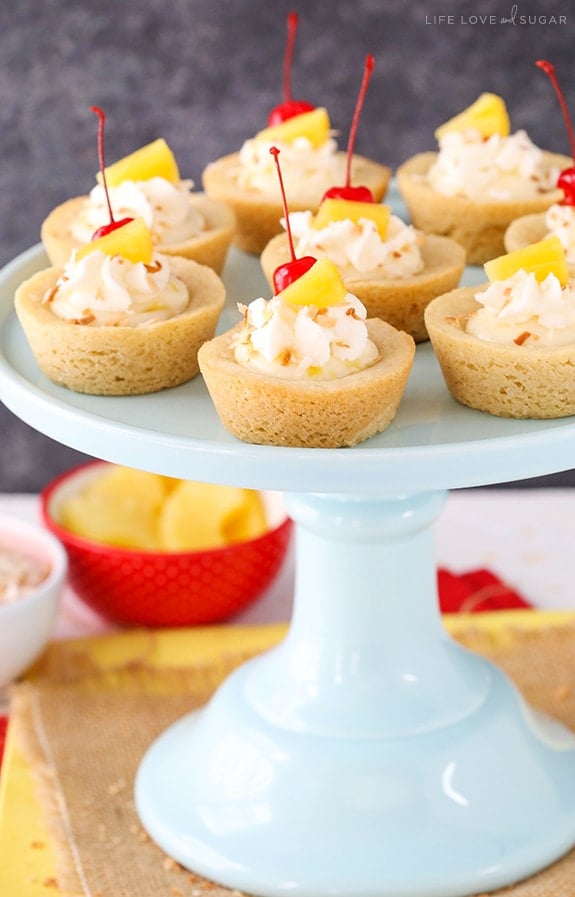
[2,197,575,494]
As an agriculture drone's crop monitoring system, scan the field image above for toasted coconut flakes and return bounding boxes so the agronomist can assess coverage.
[162,856,183,872]
[70,313,96,325]
[43,286,59,305]
[446,315,466,330]
[107,777,127,795]
[237,303,249,323]
[317,313,336,327]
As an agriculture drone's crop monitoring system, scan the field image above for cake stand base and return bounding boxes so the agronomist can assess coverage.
[135,491,575,897]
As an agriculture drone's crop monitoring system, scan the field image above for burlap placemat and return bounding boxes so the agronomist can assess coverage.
[7,619,575,897]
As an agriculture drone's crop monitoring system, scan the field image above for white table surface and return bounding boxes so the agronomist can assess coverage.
[2,488,575,643]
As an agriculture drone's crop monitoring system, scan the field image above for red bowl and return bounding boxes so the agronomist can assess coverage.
[40,461,293,627]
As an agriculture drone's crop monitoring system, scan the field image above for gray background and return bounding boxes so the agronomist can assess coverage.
[1,0,574,491]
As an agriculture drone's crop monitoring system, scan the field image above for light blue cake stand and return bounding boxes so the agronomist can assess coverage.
[2,222,575,896]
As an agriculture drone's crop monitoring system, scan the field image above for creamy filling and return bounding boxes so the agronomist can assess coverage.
[428,129,560,201]
[285,211,425,279]
[467,269,575,346]
[43,250,190,327]
[545,204,575,267]
[233,292,379,380]
[71,178,205,246]
[0,545,50,605]
[236,136,342,202]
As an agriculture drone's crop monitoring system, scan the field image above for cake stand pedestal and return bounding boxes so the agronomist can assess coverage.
[2,239,575,897]
[136,490,575,897]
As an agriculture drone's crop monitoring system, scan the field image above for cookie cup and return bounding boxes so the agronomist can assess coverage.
[15,257,226,396]
[504,212,550,254]
[41,193,236,274]
[396,151,570,266]
[198,319,415,448]
[260,232,466,343]
[202,152,391,255]
[424,286,575,418]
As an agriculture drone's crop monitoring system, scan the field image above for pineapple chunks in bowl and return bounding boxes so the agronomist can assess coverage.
[40,462,292,626]
[55,465,269,551]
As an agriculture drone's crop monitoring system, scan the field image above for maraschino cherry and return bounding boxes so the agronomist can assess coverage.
[536,60,575,206]
[269,146,316,293]
[322,54,375,203]
[268,11,315,126]
[89,106,134,239]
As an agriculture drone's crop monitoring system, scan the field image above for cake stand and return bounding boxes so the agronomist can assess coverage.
[2,206,575,897]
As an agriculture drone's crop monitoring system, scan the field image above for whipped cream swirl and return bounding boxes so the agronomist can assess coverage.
[285,211,424,279]
[71,178,205,246]
[429,129,560,201]
[233,292,379,380]
[44,250,190,327]
[236,136,341,202]
[545,204,575,267]
[467,269,575,346]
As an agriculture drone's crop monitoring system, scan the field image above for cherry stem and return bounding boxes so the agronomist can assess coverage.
[283,11,299,104]
[345,54,375,188]
[90,105,116,225]
[536,60,575,162]
[270,146,297,262]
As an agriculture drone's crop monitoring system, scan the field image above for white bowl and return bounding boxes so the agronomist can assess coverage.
[0,513,67,689]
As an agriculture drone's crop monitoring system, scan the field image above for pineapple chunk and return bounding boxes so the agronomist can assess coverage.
[255,107,331,148]
[76,217,154,264]
[484,235,569,286]
[313,199,391,238]
[223,490,268,544]
[58,466,171,550]
[280,257,348,307]
[158,481,267,551]
[98,138,180,187]
[434,93,510,141]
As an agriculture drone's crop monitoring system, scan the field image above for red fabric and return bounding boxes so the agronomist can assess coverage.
[438,567,531,614]
[0,715,7,771]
